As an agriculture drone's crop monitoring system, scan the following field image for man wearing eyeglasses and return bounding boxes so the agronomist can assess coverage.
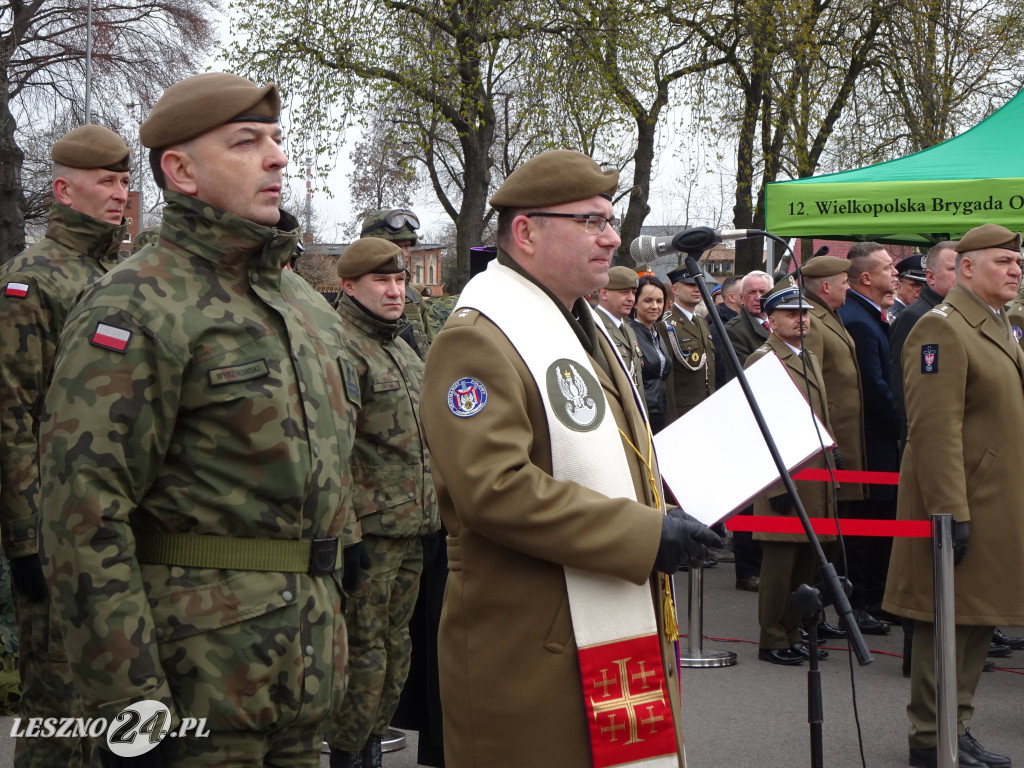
[420,149,719,768]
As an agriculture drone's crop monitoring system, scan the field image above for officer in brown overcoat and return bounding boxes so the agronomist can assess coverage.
[746,279,838,665]
[883,222,1024,768]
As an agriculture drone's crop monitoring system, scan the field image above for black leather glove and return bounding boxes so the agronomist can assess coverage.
[654,509,723,574]
[97,743,164,768]
[953,521,970,565]
[342,541,371,594]
[768,494,794,514]
[831,447,844,470]
[421,532,442,569]
[10,554,48,603]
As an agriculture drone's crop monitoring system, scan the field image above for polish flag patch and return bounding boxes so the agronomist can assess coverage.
[4,282,29,299]
[90,323,132,353]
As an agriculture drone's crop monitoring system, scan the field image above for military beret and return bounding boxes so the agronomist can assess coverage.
[605,266,639,291]
[336,237,407,279]
[140,72,280,149]
[710,282,723,296]
[800,255,852,278]
[895,254,927,282]
[51,125,131,172]
[489,150,618,209]
[666,267,697,285]
[955,223,1022,254]
[762,277,813,314]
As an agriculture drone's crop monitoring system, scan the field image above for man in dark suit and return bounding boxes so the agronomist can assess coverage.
[889,241,958,447]
[837,242,899,634]
[708,275,741,390]
[723,271,772,382]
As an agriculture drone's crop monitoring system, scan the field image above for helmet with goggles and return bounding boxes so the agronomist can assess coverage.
[360,209,420,245]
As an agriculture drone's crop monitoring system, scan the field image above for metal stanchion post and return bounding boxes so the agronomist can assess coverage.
[677,564,737,668]
[932,514,957,768]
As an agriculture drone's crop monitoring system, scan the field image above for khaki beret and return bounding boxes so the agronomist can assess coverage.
[337,237,407,279]
[140,72,280,149]
[489,150,618,209]
[51,125,131,172]
[955,223,1022,254]
[800,255,852,278]
[605,266,639,291]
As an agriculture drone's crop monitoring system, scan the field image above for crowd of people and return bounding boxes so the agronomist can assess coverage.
[0,68,1021,768]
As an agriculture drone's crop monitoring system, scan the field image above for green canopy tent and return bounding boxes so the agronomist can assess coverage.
[764,91,1024,246]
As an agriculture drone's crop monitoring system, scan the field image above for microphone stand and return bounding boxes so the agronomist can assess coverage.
[680,240,873,768]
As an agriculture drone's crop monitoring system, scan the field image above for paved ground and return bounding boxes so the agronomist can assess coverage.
[0,562,1019,767]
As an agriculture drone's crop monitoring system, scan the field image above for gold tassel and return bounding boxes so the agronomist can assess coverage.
[662,574,679,641]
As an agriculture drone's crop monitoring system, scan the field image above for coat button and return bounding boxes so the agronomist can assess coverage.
[282,590,294,603]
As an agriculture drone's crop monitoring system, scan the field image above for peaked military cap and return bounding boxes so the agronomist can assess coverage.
[895,254,927,282]
[140,72,280,149]
[800,255,851,278]
[955,223,1022,254]
[666,267,698,285]
[489,150,618,209]
[762,276,813,314]
[605,266,639,290]
[337,237,407,279]
[51,125,131,172]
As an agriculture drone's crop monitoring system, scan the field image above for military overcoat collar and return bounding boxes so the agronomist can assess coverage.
[946,284,1023,372]
[45,201,127,265]
[158,190,299,284]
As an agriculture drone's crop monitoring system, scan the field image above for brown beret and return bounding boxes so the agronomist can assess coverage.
[955,223,1022,254]
[605,266,639,291]
[140,73,280,149]
[489,149,618,209]
[337,237,407,279]
[800,255,852,278]
[51,125,131,172]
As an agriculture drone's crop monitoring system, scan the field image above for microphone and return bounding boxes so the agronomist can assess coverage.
[630,226,765,262]
[811,245,830,259]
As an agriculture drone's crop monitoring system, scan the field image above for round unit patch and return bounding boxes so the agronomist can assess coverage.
[545,358,605,432]
[448,377,488,417]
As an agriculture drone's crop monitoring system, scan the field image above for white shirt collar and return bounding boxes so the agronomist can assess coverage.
[595,304,623,328]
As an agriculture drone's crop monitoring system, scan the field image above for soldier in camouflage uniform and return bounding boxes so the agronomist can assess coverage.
[38,73,358,768]
[360,209,433,357]
[0,124,132,767]
[325,238,440,768]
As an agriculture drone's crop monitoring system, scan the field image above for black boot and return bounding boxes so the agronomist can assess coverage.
[330,749,363,768]
[361,734,383,768]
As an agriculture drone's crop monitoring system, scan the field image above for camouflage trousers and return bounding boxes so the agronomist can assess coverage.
[324,535,423,751]
[12,577,95,768]
[157,723,322,767]
[0,556,21,716]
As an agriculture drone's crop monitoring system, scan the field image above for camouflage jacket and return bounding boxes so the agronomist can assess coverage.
[335,294,439,538]
[39,191,358,730]
[0,202,126,558]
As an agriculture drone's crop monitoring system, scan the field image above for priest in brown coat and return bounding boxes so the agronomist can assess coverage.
[883,223,1024,768]
[420,150,720,768]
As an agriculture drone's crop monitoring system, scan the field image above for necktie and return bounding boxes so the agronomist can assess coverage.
[762,320,772,334]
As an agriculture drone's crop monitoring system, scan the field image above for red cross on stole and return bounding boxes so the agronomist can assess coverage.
[579,634,677,767]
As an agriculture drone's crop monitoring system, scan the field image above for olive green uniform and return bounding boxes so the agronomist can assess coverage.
[746,336,837,649]
[594,305,643,391]
[0,202,126,767]
[39,192,358,766]
[658,304,714,420]
[324,293,439,753]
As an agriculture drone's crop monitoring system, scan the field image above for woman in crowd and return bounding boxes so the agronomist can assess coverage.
[630,275,673,433]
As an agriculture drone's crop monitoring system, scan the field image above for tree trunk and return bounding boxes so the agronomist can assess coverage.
[452,126,491,294]
[0,82,26,264]
[617,118,656,269]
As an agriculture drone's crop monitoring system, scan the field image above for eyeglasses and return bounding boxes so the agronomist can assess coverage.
[526,212,620,234]
[361,209,421,236]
